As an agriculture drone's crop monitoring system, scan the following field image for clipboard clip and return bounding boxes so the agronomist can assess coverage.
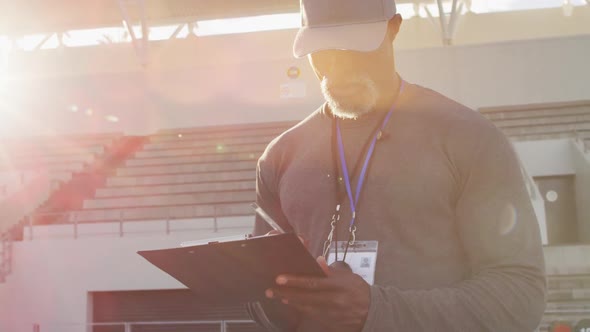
[251,202,286,234]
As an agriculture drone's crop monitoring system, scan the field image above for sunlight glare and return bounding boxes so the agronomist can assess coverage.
[105,115,119,123]
[149,25,181,41]
[64,27,131,47]
[16,34,46,51]
[40,34,59,50]
[0,36,12,53]
[4,0,589,53]
[195,13,300,37]
[396,4,418,19]
[470,0,587,13]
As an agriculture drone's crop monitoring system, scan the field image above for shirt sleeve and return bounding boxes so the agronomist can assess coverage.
[249,147,302,332]
[362,126,547,331]
[252,151,291,236]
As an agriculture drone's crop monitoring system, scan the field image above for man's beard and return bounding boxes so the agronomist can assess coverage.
[321,74,379,120]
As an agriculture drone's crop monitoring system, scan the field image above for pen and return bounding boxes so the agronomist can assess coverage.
[251,202,286,234]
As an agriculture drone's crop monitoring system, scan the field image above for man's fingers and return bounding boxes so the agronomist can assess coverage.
[316,256,331,275]
[269,287,334,306]
[275,274,340,290]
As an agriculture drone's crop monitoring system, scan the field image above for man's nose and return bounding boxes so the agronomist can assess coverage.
[323,52,355,81]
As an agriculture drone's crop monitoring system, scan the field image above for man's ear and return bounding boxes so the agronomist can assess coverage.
[387,14,403,42]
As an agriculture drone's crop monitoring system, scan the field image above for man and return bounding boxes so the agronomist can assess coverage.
[249,0,546,331]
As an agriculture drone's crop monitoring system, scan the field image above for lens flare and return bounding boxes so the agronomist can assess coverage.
[498,203,518,236]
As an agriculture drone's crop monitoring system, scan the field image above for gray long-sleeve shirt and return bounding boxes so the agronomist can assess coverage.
[253,82,546,331]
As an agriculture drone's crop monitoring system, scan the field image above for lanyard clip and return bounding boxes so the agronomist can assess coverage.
[323,205,341,258]
[348,225,357,246]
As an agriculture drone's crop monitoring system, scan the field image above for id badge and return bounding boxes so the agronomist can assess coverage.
[326,241,379,285]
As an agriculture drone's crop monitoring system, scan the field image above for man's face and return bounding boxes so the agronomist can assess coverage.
[308,39,392,119]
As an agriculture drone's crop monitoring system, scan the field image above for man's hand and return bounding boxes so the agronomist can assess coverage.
[266,256,371,332]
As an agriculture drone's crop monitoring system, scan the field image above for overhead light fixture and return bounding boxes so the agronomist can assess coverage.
[0,36,12,53]
[105,115,119,123]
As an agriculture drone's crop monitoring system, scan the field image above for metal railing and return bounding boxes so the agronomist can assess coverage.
[24,204,255,241]
[574,130,590,154]
[43,319,258,332]
[521,163,539,201]
[0,203,254,280]
[0,230,12,283]
[518,161,548,245]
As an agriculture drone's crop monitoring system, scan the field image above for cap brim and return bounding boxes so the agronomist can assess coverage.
[293,20,388,58]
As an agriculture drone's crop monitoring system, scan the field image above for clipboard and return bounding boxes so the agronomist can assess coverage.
[138,233,325,304]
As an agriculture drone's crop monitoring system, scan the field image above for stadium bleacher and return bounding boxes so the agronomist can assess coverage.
[0,133,124,235]
[57,122,294,225]
[20,100,587,229]
[579,132,590,154]
[539,274,590,331]
[0,170,38,200]
[479,100,590,141]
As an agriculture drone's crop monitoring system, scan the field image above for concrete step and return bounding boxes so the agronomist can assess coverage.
[548,288,590,302]
[106,170,255,187]
[0,161,85,173]
[150,125,290,143]
[546,301,590,311]
[493,113,590,129]
[501,122,590,137]
[83,190,255,209]
[482,103,590,121]
[126,151,262,167]
[144,133,278,150]
[548,275,590,290]
[143,135,276,151]
[10,135,119,150]
[10,152,95,165]
[69,202,253,223]
[116,160,257,176]
[135,143,268,158]
[95,180,255,198]
[8,145,105,158]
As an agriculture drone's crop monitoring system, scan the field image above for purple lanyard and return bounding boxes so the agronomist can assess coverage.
[335,80,405,230]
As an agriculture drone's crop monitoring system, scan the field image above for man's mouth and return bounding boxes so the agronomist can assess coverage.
[327,83,364,99]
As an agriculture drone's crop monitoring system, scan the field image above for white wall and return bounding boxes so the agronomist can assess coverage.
[2,218,587,332]
[514,139,576,177]
[1,33,589,137]
[571,140,590,243]
[0,217,254,332]
[397,35,590,110]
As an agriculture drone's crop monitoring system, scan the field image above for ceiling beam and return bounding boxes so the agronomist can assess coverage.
[118,0,150,67]
[424,0,465,46]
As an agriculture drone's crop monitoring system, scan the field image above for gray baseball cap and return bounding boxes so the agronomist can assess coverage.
[293,0,397,58]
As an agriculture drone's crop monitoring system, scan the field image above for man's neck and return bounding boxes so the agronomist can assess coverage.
[374,73,401,113]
